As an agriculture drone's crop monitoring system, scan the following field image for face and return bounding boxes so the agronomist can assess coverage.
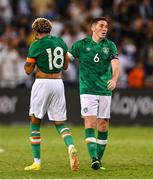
[91,20,108,39]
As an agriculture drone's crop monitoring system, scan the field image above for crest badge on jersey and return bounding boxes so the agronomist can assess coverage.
[102,47,109,54]
[83,107,88,113]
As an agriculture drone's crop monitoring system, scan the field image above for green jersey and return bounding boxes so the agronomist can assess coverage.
[69,36,118,95]
[27,35,68,73]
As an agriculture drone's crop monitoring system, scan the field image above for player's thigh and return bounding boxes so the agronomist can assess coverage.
[47,80,66,121]
[80,94,99,116]
[30,79,50,118]
[98,96,112,119]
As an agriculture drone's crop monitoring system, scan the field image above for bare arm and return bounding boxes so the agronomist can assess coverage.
[63,53,69,70]
[24,62,36,75]
[107,59,120,90]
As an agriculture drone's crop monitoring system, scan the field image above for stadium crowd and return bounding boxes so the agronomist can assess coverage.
[0,0,153,88]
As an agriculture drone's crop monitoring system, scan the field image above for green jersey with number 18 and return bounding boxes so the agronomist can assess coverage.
[69,36,118,96]
[27,35,68,73]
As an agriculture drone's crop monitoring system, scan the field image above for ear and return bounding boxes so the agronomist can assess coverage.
[36,32,39,37]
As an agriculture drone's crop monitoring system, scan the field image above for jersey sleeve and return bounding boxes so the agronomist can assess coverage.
[62,40,69,69]
[63,41,68,53]
[69,41,80,59]
[26,42,39,63]
[57,37,69,70]
[59,37,68,53]
[110,41,119,60]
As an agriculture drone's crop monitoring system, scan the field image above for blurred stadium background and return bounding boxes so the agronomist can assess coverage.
[0,0,153,178]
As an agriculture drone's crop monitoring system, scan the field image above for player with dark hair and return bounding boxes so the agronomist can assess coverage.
[24,18,79,171]
[68,17,120,170]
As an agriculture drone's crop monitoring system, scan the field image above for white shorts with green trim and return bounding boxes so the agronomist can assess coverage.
[80,94,112,119]
[29,79,66,121]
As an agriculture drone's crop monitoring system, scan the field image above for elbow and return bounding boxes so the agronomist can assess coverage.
[63,65,68,70]
[24,64,35,75]
[25,71,31,75]
[63,62,69,70]
[24,67,32,75]
[24,70,31,75]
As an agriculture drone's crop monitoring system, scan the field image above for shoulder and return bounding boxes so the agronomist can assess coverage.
[79,36,90,44]
[105,38,117,47]
[29,40,39,51]
[73,36,89,47]
[30,40,38,47]
[52,35,65,44]
[52,36,67,48]
[104,39,118,57]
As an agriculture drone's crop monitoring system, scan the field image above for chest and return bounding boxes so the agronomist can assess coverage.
[80,43,111,63]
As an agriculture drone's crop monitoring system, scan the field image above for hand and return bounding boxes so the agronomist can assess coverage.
[107,78,117,91]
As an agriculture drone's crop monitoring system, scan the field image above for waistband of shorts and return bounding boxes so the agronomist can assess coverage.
[35,78,62,80]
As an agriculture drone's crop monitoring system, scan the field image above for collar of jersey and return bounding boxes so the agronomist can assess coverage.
[87,36,105,45]
[40,34,51,40]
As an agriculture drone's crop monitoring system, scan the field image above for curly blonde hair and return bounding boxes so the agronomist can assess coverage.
[32,18,52,33]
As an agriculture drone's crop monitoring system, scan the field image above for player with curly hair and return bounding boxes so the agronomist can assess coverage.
[24,18,79,171]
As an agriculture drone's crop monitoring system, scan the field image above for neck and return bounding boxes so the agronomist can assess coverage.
[38,33,50,39]
[92,33,103,43]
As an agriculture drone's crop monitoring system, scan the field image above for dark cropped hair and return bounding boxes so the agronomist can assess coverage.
[32,18,52,33]
[91,17,109,25]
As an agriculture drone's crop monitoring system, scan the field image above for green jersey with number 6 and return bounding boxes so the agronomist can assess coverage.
[27,35,68,73]
[69,36,118,95]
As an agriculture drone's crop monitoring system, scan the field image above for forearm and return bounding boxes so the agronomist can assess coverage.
[63,53,69,70]
[111,59,120,82]
[24,62,35,75]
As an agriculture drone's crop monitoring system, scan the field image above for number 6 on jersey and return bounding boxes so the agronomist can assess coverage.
[93,53,100,62]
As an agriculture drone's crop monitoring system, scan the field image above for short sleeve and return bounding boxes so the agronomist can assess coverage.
[69,41,80,58]
[26,42,39,63]
[59,38,68,54]
[63,42,68,53]
[27,42,39,58]
[110,41,118,60]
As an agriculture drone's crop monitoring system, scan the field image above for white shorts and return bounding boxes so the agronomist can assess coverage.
[80,94,112,119]
[29,79,66,121]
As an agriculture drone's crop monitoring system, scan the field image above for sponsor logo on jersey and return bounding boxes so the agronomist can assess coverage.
[86,47,91,51]
[102,47,109,54]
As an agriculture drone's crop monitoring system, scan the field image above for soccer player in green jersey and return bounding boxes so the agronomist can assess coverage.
[68,17,120,170]
[24,18,79,171]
